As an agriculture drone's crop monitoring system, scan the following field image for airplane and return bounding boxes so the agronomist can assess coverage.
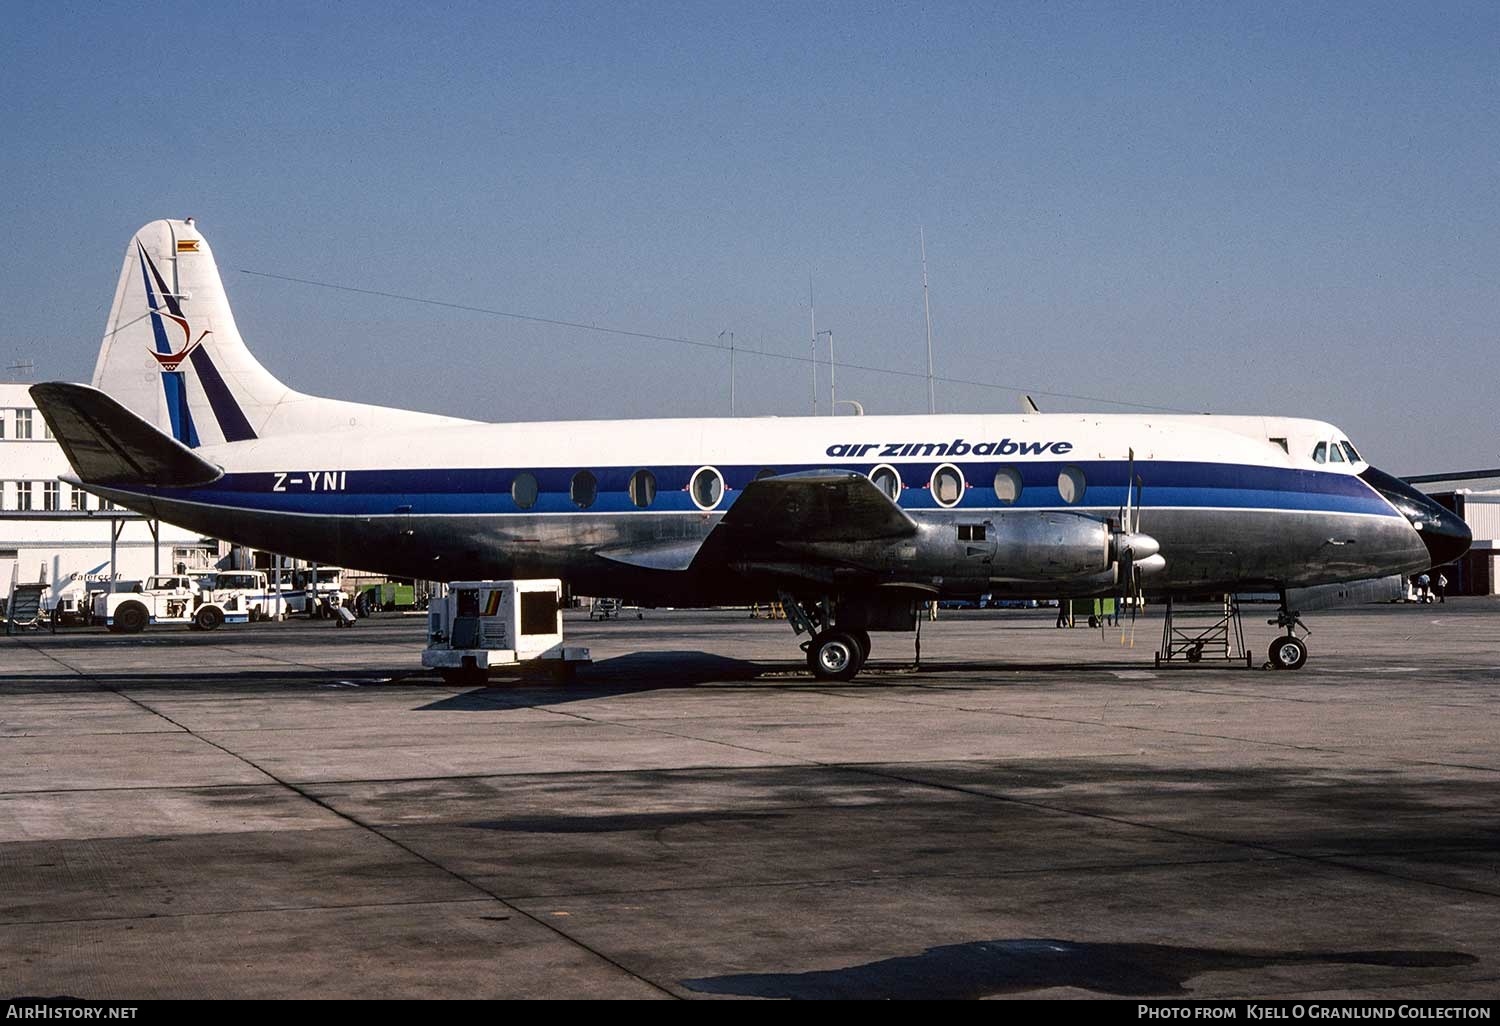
[30,219,1471,679]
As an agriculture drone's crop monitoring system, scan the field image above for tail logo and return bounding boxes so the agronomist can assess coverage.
[150,329,211,372]
[134,239,258,445]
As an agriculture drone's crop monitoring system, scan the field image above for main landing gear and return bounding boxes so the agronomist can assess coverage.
[1266,594,1310,670]
[780,593,875,681]
[806,629,870,681]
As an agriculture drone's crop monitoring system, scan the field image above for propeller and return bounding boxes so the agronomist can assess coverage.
[1113,448,1162,644]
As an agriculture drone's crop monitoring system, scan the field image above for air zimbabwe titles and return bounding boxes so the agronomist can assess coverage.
[825,439,1075,458]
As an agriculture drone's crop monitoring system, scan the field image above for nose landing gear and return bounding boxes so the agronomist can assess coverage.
[1266,596,1310,670]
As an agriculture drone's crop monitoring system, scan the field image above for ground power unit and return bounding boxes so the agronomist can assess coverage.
[422,579,590,684]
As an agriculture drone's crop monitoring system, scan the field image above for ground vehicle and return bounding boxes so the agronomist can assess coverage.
[423,580,590,684]
[356,581,417,613]
[191,570,280,620]
[91,575,244,632]
[271,567,346,617]
[44,578,94,626]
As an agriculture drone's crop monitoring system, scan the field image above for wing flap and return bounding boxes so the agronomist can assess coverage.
[29,382,224,487]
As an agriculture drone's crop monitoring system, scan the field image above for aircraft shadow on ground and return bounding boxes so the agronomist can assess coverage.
[681,938,1478,999]
[413,649,1152,711]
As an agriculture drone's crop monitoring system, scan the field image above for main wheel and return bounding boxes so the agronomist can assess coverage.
[850,629,872,662]
[114,602,147,634]
[1268,635,1308,670]
[195,606,224,631]
[807,631,865,681]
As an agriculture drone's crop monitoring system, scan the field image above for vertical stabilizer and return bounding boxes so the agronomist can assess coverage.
[93,219,293,446]
[92,219,467,445]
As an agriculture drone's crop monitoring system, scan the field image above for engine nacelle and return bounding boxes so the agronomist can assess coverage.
[987,511,1114,582]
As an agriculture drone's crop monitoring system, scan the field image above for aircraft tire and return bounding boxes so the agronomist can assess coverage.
[807,631,865,682]
[850,629,871,662]
[1268,636,1307,671]
[114,602,148,634]
[195,606,224,632]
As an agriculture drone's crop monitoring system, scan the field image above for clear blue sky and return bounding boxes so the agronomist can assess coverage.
[3,1,1496,472]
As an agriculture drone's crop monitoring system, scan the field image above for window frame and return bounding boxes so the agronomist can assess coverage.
[689,466,726,510]
[868,464,902,502]
[929,463,965,508]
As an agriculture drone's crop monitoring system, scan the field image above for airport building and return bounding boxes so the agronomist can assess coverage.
[1421,481,1500,595]
[1,382,216,609]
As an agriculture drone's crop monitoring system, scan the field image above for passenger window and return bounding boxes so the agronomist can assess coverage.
[571,470,598,509]
[690,466,725,509]
[1328,443,1345,464]
[931,464,965,507]
[993,467,1022,504]
[1312,442,1328,464]
[1058,466,1086,505]
[869,464,902,501]
[628,469,656,508]
[511,472,538,510]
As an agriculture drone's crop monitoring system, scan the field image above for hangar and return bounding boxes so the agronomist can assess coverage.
[1416,473,1500,595]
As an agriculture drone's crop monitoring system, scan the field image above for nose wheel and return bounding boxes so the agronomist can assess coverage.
[1268,635,1308,670]
[1265,592,1310,670]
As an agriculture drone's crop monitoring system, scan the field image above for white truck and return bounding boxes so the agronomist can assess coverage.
[422,579,590,685]
[190,570,282,621]
[271,566,347,617]
[92,574,247,633]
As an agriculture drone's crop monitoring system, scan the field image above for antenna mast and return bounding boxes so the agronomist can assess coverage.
[809,276,818,416]
[920,227,935,414]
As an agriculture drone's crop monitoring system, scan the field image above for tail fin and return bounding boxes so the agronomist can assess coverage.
[92,219,468,445]
[93,219,292,446]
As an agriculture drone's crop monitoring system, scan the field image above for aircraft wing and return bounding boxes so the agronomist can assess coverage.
[596,470,918,573]
[29,382,224,487]
[718,469,919,542]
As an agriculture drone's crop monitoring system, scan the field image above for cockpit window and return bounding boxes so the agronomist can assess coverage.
[1341,441,1361,463]
[1328,442,1345,463]
[1312,442,1328,464]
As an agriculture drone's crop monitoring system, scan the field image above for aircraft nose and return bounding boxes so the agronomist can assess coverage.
[1418,500,1472,568]
[1359,465,1473,569]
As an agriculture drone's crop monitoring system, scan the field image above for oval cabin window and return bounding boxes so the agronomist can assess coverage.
[931,464,965,508]
[511,472,538,510]
[1057,466,1086,505]
[869,464,902,502]
[571,470,597,509]
[690,466,725,510]
[629,469,656,508]
[993,467,1022,504]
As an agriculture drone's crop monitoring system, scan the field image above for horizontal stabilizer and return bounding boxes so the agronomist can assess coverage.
[29,382,224,487]
[720,470,918,542]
